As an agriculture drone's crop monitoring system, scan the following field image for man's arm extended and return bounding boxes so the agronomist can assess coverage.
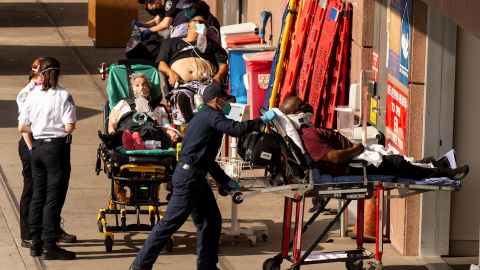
[141,16,162,28]
[149,17,173,32]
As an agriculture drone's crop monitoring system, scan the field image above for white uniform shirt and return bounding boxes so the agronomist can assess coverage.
[16,80,37,113]
[18,85,77,139]
[112,100,178,133]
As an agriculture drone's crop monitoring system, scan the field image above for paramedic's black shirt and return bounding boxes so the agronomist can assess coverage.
[156,37,227,68]
[178,105,264,185]
[164,0,180,18]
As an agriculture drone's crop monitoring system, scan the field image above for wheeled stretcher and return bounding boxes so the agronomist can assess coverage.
[95,60,176,252]
[228,109,460,270]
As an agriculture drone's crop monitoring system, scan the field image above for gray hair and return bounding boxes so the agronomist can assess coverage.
[130,72,153,91]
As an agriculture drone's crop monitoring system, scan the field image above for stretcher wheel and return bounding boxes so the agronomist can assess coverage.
[232,192,244,204]
[345,259,363,270]
[262,234,268,242]
[262,258,280,270]
[121,217,127,231]
[105,236,113,252]
[218,185,230,196]
[248,239,256,247]
[165,236,174,253]
[97,219,103,233]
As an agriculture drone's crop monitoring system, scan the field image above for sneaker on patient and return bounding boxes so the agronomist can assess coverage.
[132,132,146,150]
[122,130,135,150]
[450,165,469,180]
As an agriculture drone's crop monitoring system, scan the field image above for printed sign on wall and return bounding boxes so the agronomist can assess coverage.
[386,81,408,154]
[387,0,411,87]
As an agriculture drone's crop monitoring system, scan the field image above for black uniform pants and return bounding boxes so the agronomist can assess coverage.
[133,166,222,270]
[349,155,452,180]
[29,140,71,243]
[18,137,33,241]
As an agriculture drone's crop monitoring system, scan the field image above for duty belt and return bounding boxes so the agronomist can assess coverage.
[35,134,72,144]
[178,161,207,176]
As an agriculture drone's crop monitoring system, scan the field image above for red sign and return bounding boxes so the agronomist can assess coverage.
[372,51,379,82]
[386,81,408,154]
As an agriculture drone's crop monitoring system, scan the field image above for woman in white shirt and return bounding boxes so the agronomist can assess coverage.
[18,57,77,260]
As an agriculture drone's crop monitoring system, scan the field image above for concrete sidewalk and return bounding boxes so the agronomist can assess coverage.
[0,0,476,269]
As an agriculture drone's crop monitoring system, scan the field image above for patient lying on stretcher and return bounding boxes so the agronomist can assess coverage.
[279,96,470,181]
[103,73,181,149]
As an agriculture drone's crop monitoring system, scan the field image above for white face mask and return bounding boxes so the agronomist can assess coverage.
[286,112,314,129]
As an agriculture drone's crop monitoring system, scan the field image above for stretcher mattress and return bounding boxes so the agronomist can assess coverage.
[312,169,461,189]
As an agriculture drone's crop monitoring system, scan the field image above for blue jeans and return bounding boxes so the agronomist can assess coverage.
[133,166,222,270]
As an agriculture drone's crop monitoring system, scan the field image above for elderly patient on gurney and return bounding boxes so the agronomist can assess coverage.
[156,14,228,123]
[102,72,181,150]
[278,96,469,182]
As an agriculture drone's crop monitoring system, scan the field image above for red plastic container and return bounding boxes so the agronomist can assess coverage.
[225,33,261,47]
[243,51,275,119]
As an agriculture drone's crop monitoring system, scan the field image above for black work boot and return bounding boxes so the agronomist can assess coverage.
[57,228,77,243]
[42,242,76,260]
[57,217,77,243]
[30,234,43,256]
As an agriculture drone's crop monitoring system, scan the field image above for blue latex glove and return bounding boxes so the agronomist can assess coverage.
[29,149,32,155]
[261,110,278,123]
[142,28,152,35]
[131,20,143,28]
[227,179,241,191]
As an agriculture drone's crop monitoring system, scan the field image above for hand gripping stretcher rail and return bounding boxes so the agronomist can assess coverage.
[220,108,460,270]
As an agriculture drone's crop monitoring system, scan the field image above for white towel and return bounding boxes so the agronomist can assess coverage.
[272,108,306,153]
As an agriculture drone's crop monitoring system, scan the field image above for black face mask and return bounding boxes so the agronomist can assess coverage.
[302,104,314,114]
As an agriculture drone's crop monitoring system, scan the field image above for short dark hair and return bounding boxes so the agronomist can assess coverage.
[188,14,207,23]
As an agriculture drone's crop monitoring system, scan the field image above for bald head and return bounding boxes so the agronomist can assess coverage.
[279,96,310,115]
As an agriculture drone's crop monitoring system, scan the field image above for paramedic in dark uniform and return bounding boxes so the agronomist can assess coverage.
[131,0,180,35]
[18,57,77,260]
[130,84,278,270]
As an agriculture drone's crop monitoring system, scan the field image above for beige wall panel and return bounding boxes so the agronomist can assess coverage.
[351,0,374,47]
[350,41,372,84]
[389,193,407,254]
[246,0,287,47]
[450,27,480,256]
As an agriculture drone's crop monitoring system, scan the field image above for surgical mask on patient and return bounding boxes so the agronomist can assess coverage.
[135,97,149,113]
[195,23,207,53]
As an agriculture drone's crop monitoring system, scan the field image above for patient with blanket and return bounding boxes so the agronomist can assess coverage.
[278,97,469,181]
[104,73,180,150]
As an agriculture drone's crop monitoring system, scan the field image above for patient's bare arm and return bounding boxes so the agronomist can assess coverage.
[212,63,228,84]
[321,143,365,164]
[158,62,181,87]
[108,109,121,133]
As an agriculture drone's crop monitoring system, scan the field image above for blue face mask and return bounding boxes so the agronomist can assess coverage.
[184,8,197,19]
[195,23,206,34]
